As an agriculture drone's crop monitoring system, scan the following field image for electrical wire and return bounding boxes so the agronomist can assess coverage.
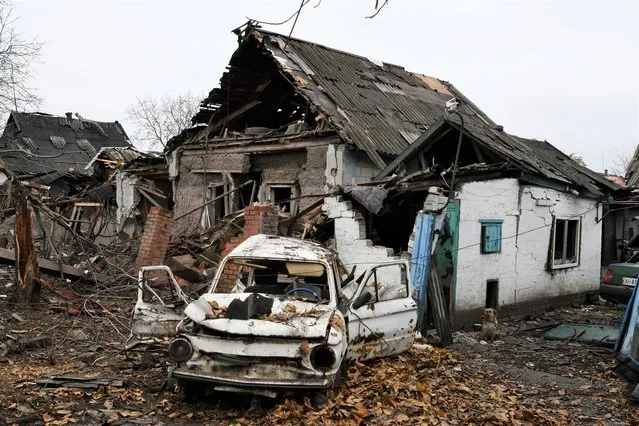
[246,0,311,27]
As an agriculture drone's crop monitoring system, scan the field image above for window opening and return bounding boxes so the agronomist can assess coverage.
[271,185,293,214]
[552,217,581,268]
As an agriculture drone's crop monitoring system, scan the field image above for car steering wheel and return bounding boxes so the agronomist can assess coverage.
[285,287,320,299]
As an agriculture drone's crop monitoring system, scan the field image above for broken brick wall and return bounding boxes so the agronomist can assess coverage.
[216,204,278,292]
[135,207,174,271]
[170,143,329,237]
[171,152,250,237]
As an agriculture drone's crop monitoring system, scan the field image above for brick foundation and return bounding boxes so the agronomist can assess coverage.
[135,207,174,272]
[217,204,278,292]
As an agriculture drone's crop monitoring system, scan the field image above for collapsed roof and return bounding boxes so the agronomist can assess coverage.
[377,117,620,197]
[0,111,132,177]
[168,25,487,166]
[170,24,617,198]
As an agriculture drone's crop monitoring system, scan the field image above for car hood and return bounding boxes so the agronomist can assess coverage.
[183,293,335,339]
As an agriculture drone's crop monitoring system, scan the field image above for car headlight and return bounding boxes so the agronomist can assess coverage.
[310,345,336,371]
[168,337,193,362]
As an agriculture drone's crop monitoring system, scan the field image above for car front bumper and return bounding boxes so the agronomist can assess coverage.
[600,284,634,303]
[171,367,336,390]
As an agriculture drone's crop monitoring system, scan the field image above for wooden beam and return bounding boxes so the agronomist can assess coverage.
[183,139,336,155]
[375,119,450,179]
[471,141,485,163]
[136,187,162,208]
[14,188,40,303]
[133,185,167,199]
[0,247,108,282]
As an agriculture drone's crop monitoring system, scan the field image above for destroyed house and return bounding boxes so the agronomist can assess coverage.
[167,25,481,236]
[352,111,620,326]
[0,111,132,195]
[168,25,618,325]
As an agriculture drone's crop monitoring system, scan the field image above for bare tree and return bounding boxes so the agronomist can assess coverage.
[569,153,587,167]
[0,0,41,123]
[609,146,635,177]
[126,91,201,151]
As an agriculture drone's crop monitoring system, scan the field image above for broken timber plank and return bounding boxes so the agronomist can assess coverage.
[427,258,453,347]
[0,247,108,283]
[37,376,125,389]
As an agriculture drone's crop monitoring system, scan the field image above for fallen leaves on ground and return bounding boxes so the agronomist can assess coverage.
[256,345,568,425]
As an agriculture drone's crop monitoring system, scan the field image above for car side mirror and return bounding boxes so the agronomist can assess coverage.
[352,291,373,310]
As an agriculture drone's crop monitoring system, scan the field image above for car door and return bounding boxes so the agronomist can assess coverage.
[346,260,417,362]
[127,266,191,349]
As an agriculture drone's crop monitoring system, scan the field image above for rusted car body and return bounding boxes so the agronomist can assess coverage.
[129,235,417,397]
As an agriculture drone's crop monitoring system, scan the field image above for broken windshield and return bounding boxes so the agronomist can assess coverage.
[218,258,332,303]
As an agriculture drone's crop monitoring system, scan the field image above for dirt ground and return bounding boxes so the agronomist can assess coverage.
[0,269,638,425]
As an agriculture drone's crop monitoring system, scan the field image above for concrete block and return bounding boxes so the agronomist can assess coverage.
[354,239,374,247]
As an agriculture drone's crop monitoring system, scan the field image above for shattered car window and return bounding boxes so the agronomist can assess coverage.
[140,270,185,305]
[363,264,409,303]
[223,259,331,302]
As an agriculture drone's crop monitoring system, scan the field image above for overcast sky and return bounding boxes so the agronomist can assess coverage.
[13,0,639,172]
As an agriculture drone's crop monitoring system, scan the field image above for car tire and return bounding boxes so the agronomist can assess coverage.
[181,381,206,403]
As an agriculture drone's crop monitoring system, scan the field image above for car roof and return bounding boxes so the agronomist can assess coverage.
[227,234,336,263]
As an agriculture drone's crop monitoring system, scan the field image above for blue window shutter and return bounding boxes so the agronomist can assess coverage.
[480,220,503,254]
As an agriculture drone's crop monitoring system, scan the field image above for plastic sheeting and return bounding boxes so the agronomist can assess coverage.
[343,186,388,215]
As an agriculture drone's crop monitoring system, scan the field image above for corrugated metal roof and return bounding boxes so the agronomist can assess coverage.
[0,112,131,176]
[181,27,615,195]
[184,28,490,165]
[84,147,160,171]
[254,29,467,159]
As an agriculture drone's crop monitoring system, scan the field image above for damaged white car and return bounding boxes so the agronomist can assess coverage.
[129,235,417,398]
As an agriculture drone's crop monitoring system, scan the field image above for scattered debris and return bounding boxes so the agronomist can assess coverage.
[69,329,89,341]
[544,323,619,346]
[36,375,125,390]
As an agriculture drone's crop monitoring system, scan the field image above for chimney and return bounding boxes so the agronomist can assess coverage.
[65,112,73,120]
[604,169,609,176]
[492,124,504,132]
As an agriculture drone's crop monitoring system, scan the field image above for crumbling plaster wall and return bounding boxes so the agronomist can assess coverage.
[325,145,381,189]
[454,178,602,325]
[324,196,398,282]
[252,147,327,212]
[171,151,248,236]
[171,144,330,236]
[116,171,141,225]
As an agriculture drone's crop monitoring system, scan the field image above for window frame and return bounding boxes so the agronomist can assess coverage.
[202,175,235,228]
[550,216,581,269]
[361,262,409,303]
[269,184,299,215]
[479,219,503,254]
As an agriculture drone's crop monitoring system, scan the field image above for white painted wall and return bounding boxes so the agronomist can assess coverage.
[323,196,397,281]
[454,178,602,319]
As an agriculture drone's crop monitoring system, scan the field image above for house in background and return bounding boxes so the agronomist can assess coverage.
[85,147,170,239]
[167,24,618,326]
[601,149,639,263]
[0,111,132,196]
[0,111,134,247]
